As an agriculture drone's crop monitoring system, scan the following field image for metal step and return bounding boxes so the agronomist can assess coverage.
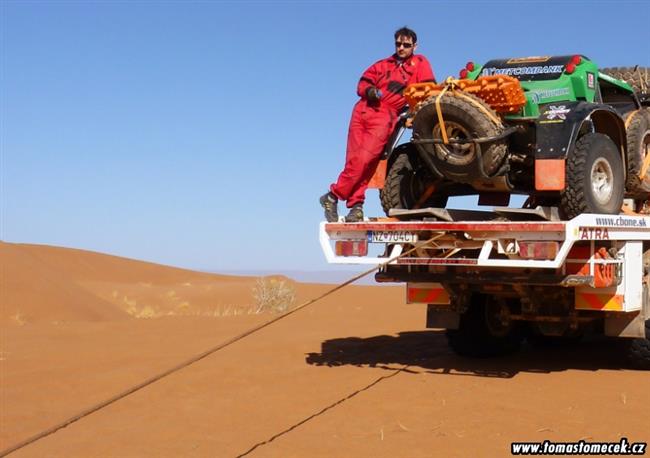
[388,206,560,222]
[493,206,561,221]
[388,207,496,222]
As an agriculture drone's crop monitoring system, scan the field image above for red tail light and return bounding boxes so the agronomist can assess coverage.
[459,68,469,79]
[335,240,368,257]
[518,241,560,260]
[571,55,582,65]
[466,61,475,71]
[565,63,576,74]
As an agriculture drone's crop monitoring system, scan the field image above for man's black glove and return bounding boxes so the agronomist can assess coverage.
[387,80,406,95]
[365,86,382,103]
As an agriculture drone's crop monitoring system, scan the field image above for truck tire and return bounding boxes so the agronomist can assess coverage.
[560,133,625,219]
[623,249,649,370]
[380,152,448,215]
[624,109,650,197]
[412,92,507,176]
[601,68,650,197]
[601,66,649,95]
[625,319,650,370]
[446,294,523,358]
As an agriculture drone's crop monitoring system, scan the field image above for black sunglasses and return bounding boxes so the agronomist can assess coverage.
[395,41,413,49]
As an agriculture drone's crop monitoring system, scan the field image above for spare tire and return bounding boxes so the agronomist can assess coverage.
[412,92,507,177]
[624,109,650,197]
[601,66,650,94]
[624,319,650,370]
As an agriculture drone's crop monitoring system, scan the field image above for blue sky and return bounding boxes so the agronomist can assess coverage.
[2,0,649,273]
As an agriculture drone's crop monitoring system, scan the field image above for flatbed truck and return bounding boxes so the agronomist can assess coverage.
[319,206,650,369]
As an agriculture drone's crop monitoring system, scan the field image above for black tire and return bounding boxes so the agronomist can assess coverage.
[380,152,448,215]
[622,249,649,369]
[560,133,625,219]
[446,294,523,358]
[601,67,650,95]
[624,109,650,197]
[412,93,507,177]
[624,319,650,370]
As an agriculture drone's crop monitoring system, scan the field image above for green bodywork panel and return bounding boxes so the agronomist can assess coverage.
[598,72,635,91]
[465,56,634,120]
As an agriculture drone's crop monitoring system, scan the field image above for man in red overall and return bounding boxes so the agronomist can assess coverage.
[320,27,435,222]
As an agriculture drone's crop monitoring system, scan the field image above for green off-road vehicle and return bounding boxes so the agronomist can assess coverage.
[379,56,650,218]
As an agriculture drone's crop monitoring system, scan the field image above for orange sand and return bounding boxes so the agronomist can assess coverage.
[1,242,648,457]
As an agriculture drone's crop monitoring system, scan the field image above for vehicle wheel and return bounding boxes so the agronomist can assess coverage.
[624,109,650,197]
[623,249,649,369]
[560,133,624,219]
[380,151,448,215]
[412,92,507,176]
[624,319,650,370]
[446,294,523,358]
[601,66,649,95]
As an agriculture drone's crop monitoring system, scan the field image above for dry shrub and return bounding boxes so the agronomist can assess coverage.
[11,311,27,326]
[252,277,295,314]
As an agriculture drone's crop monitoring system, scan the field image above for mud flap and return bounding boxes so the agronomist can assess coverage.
[535,159,566,190]
[367,159,387,189]
[426,306,460,329]
[605,311,646,338]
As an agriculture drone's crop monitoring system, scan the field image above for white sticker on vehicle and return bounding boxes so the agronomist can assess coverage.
[587,72,595,89]
[529,88,570,103]
[543,105,571,120]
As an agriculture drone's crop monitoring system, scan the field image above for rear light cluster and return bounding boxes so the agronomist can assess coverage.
[518,241,560,260]
[564,55,582,74]
[335,240,368,257]
[459,61,475,79]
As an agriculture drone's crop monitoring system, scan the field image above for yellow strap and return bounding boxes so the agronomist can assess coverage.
[435,84,451,144]
[432,77,504,145]
[414,183,435,209]
[454,90,503,127]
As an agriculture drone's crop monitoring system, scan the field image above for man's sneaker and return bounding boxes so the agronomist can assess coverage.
[344,204,364,222]
[319,192,339,222]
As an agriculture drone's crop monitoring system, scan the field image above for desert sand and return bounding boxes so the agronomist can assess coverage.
[1,241,648,457]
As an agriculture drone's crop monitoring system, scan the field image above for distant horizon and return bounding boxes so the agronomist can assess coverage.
[207,268,386,286]
[0,238,381,285]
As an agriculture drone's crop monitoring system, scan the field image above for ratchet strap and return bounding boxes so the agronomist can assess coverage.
[432,77,503,145]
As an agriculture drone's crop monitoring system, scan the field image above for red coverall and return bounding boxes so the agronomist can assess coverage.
[331,54,435,208]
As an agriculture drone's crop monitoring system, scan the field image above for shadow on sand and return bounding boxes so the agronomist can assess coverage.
[305,330,632,378]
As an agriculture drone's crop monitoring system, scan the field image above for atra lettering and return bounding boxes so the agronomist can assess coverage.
[580,227,610,240]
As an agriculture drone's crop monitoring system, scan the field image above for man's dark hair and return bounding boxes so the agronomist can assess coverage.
[394,26,417,43]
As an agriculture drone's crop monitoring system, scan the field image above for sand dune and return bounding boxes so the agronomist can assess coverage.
[1,242,127,324]
[0,242,288,323]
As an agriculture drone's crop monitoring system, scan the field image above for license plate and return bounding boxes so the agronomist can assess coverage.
[369,231,418,243]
